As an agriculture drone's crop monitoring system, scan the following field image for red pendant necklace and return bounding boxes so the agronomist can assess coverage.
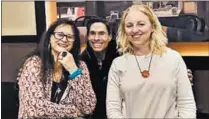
[134,53,153,78]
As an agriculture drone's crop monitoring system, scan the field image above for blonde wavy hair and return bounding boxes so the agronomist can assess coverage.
[117,4,168,55]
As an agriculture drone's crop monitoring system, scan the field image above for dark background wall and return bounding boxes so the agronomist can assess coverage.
[197,1,209,28]
[2,43,37,82]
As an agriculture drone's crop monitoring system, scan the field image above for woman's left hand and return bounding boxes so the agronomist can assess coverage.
[58,51,78,73]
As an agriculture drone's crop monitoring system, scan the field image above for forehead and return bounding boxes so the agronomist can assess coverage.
[54,24,73,34]
[90,22,108,32]
[125,10,150,23]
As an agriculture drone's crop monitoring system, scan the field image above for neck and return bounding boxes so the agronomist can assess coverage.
[94,49,107,61]
[132,43,151,56]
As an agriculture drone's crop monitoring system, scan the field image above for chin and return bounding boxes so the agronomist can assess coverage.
[92,47,103,52]
[54,48,67,53]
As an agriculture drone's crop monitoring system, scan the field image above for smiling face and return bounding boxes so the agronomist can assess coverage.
[50,24,74,53]
[124,9,153,48]
[87,22,111,52]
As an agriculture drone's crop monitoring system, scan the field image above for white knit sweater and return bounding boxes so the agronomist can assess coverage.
[106,48,196,118]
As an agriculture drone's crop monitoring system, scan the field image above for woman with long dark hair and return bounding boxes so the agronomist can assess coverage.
[17,19,96,118]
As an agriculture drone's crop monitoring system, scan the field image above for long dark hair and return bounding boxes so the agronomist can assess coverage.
[19,19,81,84]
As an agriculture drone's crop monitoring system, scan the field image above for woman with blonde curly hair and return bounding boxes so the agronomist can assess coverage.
[106,4,196,118]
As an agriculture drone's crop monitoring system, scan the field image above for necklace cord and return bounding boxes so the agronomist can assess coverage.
[134,52,153,73]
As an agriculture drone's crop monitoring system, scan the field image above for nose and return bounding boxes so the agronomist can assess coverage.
[62,36,68,42]
[131,26,139,34]
[94,34,100,40]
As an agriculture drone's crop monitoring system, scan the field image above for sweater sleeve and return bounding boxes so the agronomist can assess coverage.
[106,60,124,118]
[17,56,79,118]
[70,61,97,115]
[174,54,196,118]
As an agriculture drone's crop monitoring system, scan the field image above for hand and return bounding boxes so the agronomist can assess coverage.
[187,69,193,84]
[58,51,78,73]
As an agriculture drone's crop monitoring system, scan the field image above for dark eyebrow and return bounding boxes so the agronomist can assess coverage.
[98,31,106,33]
[90,30,106,34]
[89,31,96,33]
[98,31,106,35]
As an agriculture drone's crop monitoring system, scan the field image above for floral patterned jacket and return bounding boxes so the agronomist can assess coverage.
[17,55,96,119]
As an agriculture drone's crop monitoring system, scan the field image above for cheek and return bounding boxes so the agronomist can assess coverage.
[87,37,94,44]
[143,30,152,37]
[104,36,111,43]
[142,25,153,33]
[88,39,94,47]
[67,43,73,50]
[50,36,59,44]
[103,40,110,46]
[50,39,57,48]
[124,28,132,36]
[103,40,111,49]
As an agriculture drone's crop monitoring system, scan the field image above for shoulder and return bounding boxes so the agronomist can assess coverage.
[80,49,91,61]
[111,54,130,71]
[80,49,88,59]
[160,48,185,68]
[19,55,42,76]
[163,48,182,61]
[112,55,127,64]
[23,55,42,67]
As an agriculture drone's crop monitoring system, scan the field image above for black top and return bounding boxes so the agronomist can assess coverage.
[81,40,119,119]
[51,69,69,104]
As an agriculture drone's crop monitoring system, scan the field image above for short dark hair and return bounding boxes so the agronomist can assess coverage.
[86,18,111,36]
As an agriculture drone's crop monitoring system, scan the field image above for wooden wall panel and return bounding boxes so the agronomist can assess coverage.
[168,42,209,56]
[45,1,57,29]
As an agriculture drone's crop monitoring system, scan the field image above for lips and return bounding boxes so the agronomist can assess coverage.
[58,43,68,48]
[131,31,143,37]
[131,31,144,37]
[90,41,104,48]
[132,34,142,38]
[92,43,103,48]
